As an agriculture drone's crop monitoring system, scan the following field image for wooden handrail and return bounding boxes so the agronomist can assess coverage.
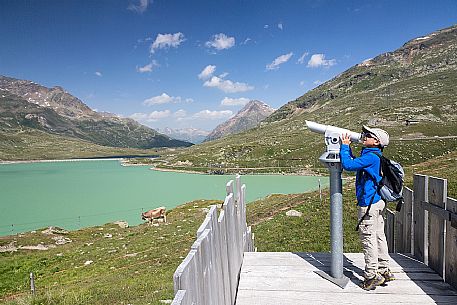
[385,174,457,290]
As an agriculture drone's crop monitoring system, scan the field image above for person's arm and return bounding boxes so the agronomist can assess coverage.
[340,134,373,171]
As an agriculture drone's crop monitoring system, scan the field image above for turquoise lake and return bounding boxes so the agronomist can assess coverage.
[0,160,328,236]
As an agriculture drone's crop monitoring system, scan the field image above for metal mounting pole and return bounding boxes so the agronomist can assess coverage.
[313,131,349,289]
[329,162,344,279]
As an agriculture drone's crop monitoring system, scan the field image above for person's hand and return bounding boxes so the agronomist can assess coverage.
[341,133,351,145]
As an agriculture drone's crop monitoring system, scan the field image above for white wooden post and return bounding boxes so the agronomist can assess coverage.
[218,210,232,305]
[226,180,234,196]
[30,272,35,295]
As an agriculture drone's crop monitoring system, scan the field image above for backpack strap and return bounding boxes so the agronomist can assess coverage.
[355,191,375,231]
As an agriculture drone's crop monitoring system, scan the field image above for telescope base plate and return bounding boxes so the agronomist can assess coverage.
[314,270,349,289]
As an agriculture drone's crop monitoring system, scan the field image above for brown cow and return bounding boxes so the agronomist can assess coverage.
[141,207,166,224]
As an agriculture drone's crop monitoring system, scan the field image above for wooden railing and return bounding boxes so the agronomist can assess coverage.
[385,174,457,290]
[172,175,255,305]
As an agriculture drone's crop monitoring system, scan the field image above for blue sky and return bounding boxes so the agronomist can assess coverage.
[1,0,456,131]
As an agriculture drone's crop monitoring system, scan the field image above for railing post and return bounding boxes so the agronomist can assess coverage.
[446,197,457,289]
[413,174,428,264]
[30,272,35,295]
[427,176,447,278]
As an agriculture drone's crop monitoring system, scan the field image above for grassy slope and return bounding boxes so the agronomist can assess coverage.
[147,26,457,173]
[0,151,455,304]
[0,200,218,305]
[0,129,165,161]
[249,150,457,254]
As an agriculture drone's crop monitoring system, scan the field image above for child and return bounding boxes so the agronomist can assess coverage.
[340,126,395,290]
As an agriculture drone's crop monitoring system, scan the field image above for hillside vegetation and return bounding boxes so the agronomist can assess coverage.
[0,128,164,161]
[0,77,192,161]
[1,152,456,304]
[150,25,457,173]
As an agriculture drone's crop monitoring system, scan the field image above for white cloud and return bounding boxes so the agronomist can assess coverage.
[137,61,158,73]
[150,32,185,53]
[128,0,151,14]
[198,65,216,80]
[220,97,250,106]
[307,54,336,68]
[130,110,171,122]
[143,93,173,105]
[297,52,309,64]
[264,25,269,29]
[266,52,293,70]
[173,109,187,118]
[205,33,235,50]
[95,71,102,77]
[278,23,283,30]
[193,110,233,120]
[143,93,193,106]
[203,76,253,93]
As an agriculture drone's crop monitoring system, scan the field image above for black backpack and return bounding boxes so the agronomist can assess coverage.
[355,152,404,231]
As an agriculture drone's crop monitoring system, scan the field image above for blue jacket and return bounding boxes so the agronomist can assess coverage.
[340,144,382,207]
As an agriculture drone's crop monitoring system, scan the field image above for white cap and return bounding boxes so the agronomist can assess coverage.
[362,126,390,147]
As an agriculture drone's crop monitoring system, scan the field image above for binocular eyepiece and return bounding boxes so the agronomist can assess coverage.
[306,121,362,143]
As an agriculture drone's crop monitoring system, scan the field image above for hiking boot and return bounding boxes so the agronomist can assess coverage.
[361,274,385,290]
[380,270,395,282]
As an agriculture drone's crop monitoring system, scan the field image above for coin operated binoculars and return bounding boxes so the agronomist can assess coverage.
[305,121,362,288]
[306,120,362,164]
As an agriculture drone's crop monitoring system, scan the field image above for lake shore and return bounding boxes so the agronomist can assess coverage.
[1,160,327,236]
[0,158,123,165]
[150,165,319,176]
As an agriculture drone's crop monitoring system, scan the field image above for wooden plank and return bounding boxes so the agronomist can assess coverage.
[236,290,457,305]
[446,197,457,290]
[207,206,226,305]
[238,275,457,295]
[400,187,413,253]
[427,177,447,278]
[242,252,435,272]
[413,174,428,263]
[240,184,248,250]
[224,193,239,302]
[195,206,219,305]
[190,229,211,305]
[217,210,232,305]
[236,174,242,204]
[226,180,234,196]
[240,265,444,281]
[171,290,190,305]
[173,250,197,303]
[385,209,395,252]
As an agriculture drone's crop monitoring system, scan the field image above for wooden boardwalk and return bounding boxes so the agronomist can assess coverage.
[236,252,457,305]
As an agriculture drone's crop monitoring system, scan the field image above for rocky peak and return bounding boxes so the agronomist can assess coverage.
[238,100,275,117]
[0,75,95,119]
[205,100,274,142]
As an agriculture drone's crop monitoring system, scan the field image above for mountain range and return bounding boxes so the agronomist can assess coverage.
[1,25,457,166]
[0,76,192,155]
[156,24,457,172]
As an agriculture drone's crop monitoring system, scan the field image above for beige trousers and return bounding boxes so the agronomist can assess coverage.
[358,200,390,279]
